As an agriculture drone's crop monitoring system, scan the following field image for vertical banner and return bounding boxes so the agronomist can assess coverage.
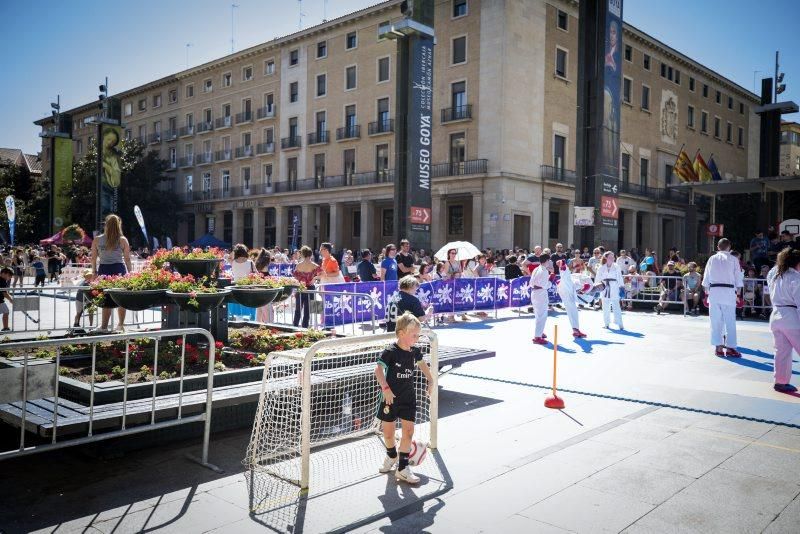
[598,0,623,234]
[4,196,15,246]
[52,137,73,232]
[134,205,148,246]
[98,124,123,227]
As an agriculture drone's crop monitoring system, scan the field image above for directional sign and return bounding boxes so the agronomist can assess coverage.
[409,206,431,225]
[600,195,618,219]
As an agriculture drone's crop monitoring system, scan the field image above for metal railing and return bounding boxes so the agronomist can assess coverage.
[178,155,194,167]
[215,149,233,162]
[235,145,254,158]
[441,104,472,123]
[368,119,394,135]
[262,289,377,337]
[236,111,254,124]
[196,121,214,134]
[256,142,275,155]
[336,125,361,140]
[281,136,301,149]
[541,164,577,184]
[431,159,488,177]
[196,152,214,165]
[179,125,195,137]
[256,105,277,120]
[0,328,219,472]
[147,133,161,144]
[307,131,329,145]
[164,130,178,141]
[215,116,233,129]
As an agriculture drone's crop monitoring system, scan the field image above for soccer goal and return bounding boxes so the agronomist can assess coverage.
[244,330,439,492]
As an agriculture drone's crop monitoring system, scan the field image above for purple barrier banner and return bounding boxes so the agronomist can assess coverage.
[474,278,498,310]
[454,279,476,312]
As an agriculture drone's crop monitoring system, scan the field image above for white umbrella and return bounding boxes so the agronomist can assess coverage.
[434,241,482,261]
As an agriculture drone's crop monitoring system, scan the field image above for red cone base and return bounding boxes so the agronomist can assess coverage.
[544,394,565,409]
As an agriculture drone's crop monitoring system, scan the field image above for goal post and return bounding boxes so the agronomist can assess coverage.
[245,330,438,493]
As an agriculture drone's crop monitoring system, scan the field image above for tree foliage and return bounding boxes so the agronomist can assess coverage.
[65,140,183,248]
[0,159,49,244]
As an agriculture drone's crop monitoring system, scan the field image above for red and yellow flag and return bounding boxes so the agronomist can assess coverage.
[674,148,698,183]
[693,151,712,183]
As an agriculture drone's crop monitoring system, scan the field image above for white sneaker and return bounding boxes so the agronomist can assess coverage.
[395,466,420,484]
[379,455,397,473]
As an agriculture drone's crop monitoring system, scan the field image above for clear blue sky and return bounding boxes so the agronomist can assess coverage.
[1,0,798,154]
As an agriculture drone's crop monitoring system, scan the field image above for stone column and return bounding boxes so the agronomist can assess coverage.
[431,194,445,250]
[471,193,483,248]
[274,205,286,249]
[360,199,375,252]
[212,211,225,240]
[195,213,207,239]
[252,208,264,249]
[541,197,550,248]
[301,204,314,249]
[329,202,343,249]
[623,209,637,250]
[231,208,244,245]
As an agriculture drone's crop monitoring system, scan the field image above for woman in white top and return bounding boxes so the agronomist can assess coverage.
[595,251,625,330]
[768,248,800,393]
[230,243,256,281]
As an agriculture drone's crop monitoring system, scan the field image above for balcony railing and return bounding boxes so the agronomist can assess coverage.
[167,160,177,170]
[431,159,488,178]
[196,152,214,165]
[307,131,329,145]
[368,119,394,135]
[257,105,277,120]
[541,164,577,184]
[179,125,195,137]
[178,155,194,168]
[215,149,233,162]
[281,136,301,149]
[215,116,233,129]
[235,111,254,124]
[164,130,178,141]
[147,133,162,144]
[196,121,214,134]
[256,142,275,155]
[441,104,472,123]
[336,125,361,140]
[235,145,254,158]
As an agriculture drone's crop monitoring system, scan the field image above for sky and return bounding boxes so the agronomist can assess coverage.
[1,0,798,155]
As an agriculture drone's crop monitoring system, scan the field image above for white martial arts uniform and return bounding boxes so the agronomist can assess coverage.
[556,263,580,331]
[768,268,800,385]
[530,264,551,338]
[595,263,624,328]
[702,250,743,348]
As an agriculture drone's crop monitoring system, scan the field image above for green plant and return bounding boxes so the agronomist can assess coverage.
[59,366,80,377]
[151,247,224,269]
[139,365,152,376]
[214,361,227,373]
[159,370,176,380]
[94,373,109,383]
[168,275,222,310]
[234,273,284,288]
[110,365,125,380]
[117,269,181,291]
[34,348,55,359]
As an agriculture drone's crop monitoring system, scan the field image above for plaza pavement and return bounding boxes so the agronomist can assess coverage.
[1,306,799,533]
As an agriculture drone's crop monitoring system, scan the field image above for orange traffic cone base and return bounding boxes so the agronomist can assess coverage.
[544,394,565,409]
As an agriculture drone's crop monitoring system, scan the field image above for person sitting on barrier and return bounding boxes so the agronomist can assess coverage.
[0,267,13,331]
[375,312,434,484]
[73,270,96,329]
[624,265,644,311]
[386,276,432,332]
[682,262,703,315]
[654,261,682,315]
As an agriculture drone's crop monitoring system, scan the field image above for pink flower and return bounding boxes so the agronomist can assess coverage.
[189,291,197,298]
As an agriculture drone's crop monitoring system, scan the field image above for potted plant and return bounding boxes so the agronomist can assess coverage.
[88,275,126,311]
[151,247,224,278]
[166,275,230,311]
[105,269,179,311]
[273,276,304,303]
[229,273,284,308]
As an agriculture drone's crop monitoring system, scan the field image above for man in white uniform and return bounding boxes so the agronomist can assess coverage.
[767,249,800,393]
[531,253,553,345]
[595,251,625,330]
[556,260,587,338]
[702,238,743,357]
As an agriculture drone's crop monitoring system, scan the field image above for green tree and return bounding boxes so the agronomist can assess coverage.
[65,139,183,247]
[0,158,49,244]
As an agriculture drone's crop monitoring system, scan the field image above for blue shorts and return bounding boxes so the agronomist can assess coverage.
[98,263,127,276]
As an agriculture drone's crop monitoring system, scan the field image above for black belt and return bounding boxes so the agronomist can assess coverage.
[710,283,734,288]
[602,279,615,283]
[533,286,544,290]
[776,304,798,308]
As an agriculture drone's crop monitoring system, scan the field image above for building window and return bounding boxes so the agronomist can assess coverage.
[290,82,299,103]
[796,156,800,171]
[169,89,177,103]
[344,149,356,177]
[382,208,394,237]
[660,63,667,78]
[701,111,708,133]
[287,157,297,182]
[687,105,695,128]
[454,0,468,18]
[345,66,357,90]
[450,132,466,164]
[265,59,275,75]
[665,164,674,185]
[317,40,327,59]
[556,9,568,30]
[289,49,299,66]
[376,144,389,178]
[288,117,298,139]
[203,108,212,124]
[263,163,273,187]
[549,211,559,240]
[714,117,721,138]
[689,77,695,92]
[738,126,744,147]
[221,170,230,193]
[222,72,232,87]
[624,45,632,62]
[674,70,680,85]
[138,98,147,111]
[314,153,325,180]
[640,157,649,187]
[345,105,357,130]
[451,81,466,110]
[316,74,327,97]
[643,54,650,70]
[346,31,357,49]
[243,66,253,81]
[727,96,733,110]
[553,134,566,169]
[452,36,467,65]
[242,166,251,190]
[715,90,721,104]
[203,79,212,93]
[740,102,745,115]
[186,84,194,98]
[623,78,632,104]
[169,147,176,167]
[378,57,390,83]
[555,47,567,78]
[641,85,650,111]
[124,102,133,116]
[621,153,630,182]
[448,205,464,236]
[315,111,326,137]
[76,139,83,154]
[702,84,708,98]
[377,98,389,124]
[726,122,732,143]
[153,94,162,108]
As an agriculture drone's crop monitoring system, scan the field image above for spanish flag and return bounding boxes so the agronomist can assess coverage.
[674,148,698,183]
[693,151,712,183]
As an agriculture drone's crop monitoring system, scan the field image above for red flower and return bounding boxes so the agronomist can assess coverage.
[214,341,224,349]
[275,345,285,351]
[245,353,254,361]
[175,339,184,346]
[294,333,303,338]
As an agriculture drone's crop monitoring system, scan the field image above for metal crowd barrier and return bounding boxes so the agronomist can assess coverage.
[0,328,219,471]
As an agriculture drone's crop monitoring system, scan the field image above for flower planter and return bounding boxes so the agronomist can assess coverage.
[272,285,297,303]
[168,258,220,279]
[105,289,168,311]
[166,289,231,311]
[229,286,282,308]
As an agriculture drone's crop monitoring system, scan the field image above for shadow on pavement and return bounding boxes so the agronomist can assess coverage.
[573,338,625,354]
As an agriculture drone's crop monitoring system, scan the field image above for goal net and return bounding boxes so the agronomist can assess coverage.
[244,331,438,496]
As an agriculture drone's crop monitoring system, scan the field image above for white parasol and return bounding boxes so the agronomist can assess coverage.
[434,241,482,261]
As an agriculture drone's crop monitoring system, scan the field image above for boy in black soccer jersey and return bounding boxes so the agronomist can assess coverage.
[386,275,433,332]
[375,312,434,484]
